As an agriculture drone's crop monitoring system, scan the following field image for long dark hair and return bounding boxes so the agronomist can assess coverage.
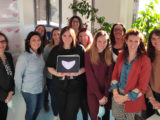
[68,16,83,31]
[110,23,126,46]
[59,26,76,49]
[25,31,43,55]
[122,29,146,60]
[0,32,9,51]
[147,29,160,62]
[35,25,48,47]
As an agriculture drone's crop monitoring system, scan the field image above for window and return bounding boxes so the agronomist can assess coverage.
[35,0,94,31]
[35,0,47,25]
[34,0,74,27]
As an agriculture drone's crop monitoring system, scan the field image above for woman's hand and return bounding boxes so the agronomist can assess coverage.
[150,99,160,109]
[5,91,13,103]
[56,72,66,77]
[99,96,108,105]
[113,93,130,104]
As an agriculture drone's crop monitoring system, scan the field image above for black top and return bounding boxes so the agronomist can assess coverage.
[46,44,85,77]
[112,47,120,56]
[0,52,15,101]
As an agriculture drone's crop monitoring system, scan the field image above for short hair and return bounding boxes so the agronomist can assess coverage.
[122,29,146,59]
[0,32,9,51]
[25,31,43,55]
[110,23,126,46]
[68,16,83,31]
[147,29,160,62]
[59,26,76,49]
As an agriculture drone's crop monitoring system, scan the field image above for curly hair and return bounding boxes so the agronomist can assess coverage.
[122,29,146,60]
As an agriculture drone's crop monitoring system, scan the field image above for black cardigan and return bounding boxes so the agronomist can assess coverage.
[0,52,15,101]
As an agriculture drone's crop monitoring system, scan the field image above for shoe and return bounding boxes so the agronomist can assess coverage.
[54,116,59,120]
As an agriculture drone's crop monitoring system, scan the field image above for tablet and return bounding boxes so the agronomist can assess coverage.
[56,55,80,73]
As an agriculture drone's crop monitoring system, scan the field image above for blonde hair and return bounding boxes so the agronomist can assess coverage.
[89,30,112,66]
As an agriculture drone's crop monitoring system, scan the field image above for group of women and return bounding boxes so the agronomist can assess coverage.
[0,15,160,120]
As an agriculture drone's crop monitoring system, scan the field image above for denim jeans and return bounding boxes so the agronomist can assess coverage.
[22,91,44,120]
[46,78,58,116]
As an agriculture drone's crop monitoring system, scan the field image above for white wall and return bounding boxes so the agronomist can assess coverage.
[95,0,134,30]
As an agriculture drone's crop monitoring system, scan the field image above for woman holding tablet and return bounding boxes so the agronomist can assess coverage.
[46,26,85,120]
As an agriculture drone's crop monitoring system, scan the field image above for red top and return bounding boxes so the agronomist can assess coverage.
[85,52,114,100]
[112,53,151,112]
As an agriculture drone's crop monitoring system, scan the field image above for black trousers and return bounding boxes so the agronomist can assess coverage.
[145,91,160,118]
[53,77,82,120]
[0,101,8,120]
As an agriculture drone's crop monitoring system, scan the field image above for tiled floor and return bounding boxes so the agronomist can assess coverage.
[7,88,114,120]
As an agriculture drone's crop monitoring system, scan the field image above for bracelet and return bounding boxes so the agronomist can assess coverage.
[149,97,155,100]
[148,97,155,103]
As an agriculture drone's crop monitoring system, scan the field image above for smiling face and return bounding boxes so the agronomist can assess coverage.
[96,35,108,53]
[71,18,80,31]
[113,24,124,40]
[151,33,160,51]
[0,35,7,53]
[52,30,60,46]
[35,26,45,37]
[126,35,140,53]
[78,32,89,48]
[62,30,73,48]
[30,35,42,52]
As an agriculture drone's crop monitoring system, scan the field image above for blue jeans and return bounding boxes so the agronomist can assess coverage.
[46,78,58,116]
[22,91,44,120]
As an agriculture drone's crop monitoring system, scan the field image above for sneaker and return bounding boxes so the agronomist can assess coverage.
[54,116,59,120]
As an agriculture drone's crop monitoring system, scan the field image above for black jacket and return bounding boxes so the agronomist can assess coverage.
[0,52,15,101]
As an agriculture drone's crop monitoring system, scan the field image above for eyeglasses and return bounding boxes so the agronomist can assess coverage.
[72,21,79,24]
[0,40,7,44]
[114,28,123,32]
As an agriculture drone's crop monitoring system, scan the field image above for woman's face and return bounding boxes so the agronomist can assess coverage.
[113,24,124,40]
[62,30,73,47]
[126,35,140,53]
[30,35,41,52]
[151,33,160,51]
[35,26,45,37]
[96,35,108,53]
[79,32,89,48]
[52,30,60,46]
[71,18,80,30]
[0,35,7,53]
